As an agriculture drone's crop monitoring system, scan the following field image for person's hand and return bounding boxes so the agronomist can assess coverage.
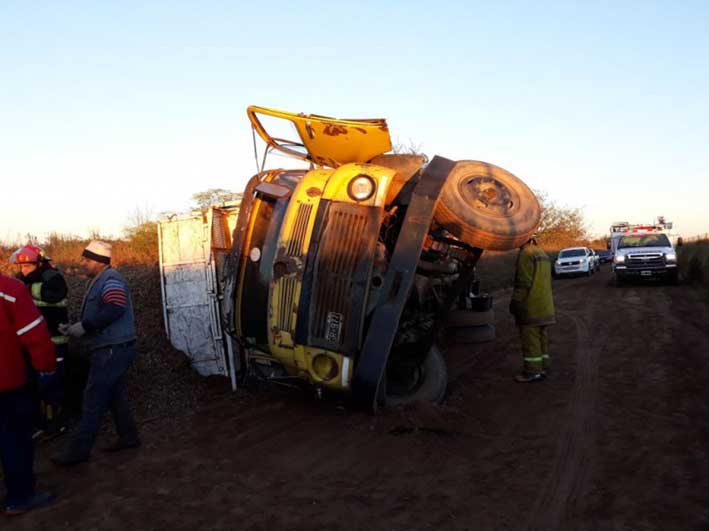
[64,322,86,338]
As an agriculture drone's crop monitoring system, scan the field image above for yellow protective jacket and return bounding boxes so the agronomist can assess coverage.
[510,243,556,326]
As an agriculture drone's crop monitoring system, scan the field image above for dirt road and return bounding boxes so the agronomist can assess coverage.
[10,268,709,530]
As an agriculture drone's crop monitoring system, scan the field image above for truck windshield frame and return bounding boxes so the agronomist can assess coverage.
[559,249,586,258]
[618,234,671,249]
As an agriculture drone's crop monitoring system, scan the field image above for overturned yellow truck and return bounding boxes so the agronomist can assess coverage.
[222,106,540,411]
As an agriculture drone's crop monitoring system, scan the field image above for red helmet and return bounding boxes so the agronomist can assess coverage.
[10,244,45,264]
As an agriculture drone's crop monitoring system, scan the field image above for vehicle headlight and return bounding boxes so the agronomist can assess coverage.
[312,354,338,381]
[347,174,376,201]
[555,260,561,266]
[665,252,677,262]
[614,255,625,263]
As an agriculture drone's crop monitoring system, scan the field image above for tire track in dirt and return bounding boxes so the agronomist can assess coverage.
[447,272,602,382]
[524,277,608,530]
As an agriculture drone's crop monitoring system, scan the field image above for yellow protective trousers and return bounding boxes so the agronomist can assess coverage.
[519,325,550,373]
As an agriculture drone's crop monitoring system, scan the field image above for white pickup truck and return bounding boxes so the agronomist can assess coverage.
[554,246,598,277]
[612,232,678,284]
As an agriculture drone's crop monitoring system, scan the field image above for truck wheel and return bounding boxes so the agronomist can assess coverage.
[385,344,448,406]
[434,161,541,251]
[447,308,495,327]
[450,324,496,344]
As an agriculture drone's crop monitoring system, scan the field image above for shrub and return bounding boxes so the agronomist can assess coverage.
[678,239,709,286]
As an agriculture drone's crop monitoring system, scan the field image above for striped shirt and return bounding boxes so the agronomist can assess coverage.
[102,278,128,307]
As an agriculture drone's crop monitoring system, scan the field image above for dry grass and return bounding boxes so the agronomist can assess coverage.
[678,239,709,286]
[476,250,518,293]
[476,246,568,293]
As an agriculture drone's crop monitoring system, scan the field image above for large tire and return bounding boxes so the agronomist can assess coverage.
[447,308,495,327]
[434,161,541,251]
[450,324,496,344]
[385,344,448,406]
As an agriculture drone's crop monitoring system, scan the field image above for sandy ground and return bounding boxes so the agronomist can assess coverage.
[6,267,709,531]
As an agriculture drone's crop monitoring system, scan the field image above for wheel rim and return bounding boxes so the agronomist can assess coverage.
[458,176,517,218]
[386,359,426,397]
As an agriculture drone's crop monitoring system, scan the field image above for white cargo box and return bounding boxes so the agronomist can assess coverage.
[157,203,240,389]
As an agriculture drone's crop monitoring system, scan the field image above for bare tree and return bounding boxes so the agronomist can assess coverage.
[534,190,588,248]
[191,188,243,210]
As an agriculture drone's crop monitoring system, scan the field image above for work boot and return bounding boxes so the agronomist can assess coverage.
[514,371,546,383]
[51,448,89,467]
[5,491,56,516]
[102,438,141,453]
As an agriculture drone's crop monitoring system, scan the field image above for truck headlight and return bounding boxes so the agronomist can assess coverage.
[665,252,677,262]
[312,354,338,381]
[614,255,625,263]
[347,174,376,201]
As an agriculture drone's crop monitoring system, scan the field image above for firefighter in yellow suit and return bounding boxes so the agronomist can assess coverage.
[509,237,556,382]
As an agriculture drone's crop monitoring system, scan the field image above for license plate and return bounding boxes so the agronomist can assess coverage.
[325,312,344,343]
[641,270,652,276]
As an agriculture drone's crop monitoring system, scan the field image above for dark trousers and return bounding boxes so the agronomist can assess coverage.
[69,343,139,457]
[0,385,36,505]
[63,350,90,419]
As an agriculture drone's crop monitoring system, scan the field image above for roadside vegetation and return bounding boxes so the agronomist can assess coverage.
[477,191,590,292]
[0,188,592,295]
[678,237,709,286]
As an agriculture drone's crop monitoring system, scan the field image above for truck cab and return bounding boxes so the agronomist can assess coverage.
[222,106,542,411]
[613,231,678,284]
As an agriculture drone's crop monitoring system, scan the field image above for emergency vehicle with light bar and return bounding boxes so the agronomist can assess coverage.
[610,217,679,284]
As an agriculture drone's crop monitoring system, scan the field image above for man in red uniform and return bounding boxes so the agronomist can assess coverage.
[0,272,57,516]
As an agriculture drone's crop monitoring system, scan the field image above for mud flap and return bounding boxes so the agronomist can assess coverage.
[352,156,456,412]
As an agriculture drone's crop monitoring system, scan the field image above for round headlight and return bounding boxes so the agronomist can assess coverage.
[312,354,339,381]
[347,174,376,201]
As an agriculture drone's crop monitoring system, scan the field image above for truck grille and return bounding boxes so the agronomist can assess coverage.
[626,252,664,269]
[311,206,370,348]
[274,203,312,333]
[286,203,312,257]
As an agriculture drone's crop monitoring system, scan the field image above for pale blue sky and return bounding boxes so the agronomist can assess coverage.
[2,1,708,241]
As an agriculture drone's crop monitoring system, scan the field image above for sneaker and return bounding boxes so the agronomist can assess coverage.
[5,491,55,516]
[514,371,546,383]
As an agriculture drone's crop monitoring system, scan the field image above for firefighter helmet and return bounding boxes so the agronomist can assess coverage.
[10,244,45,264]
